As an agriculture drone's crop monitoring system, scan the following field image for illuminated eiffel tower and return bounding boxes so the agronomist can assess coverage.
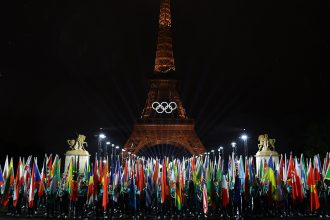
[123,0,205,156]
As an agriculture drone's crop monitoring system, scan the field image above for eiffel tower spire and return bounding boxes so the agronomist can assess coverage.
[154,0,175,73]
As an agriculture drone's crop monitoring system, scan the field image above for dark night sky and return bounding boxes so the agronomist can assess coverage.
[0,0,329,161]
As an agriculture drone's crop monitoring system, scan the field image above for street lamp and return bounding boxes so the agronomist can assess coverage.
[231,142,237,156]
[99,134,106,139]
[121,148,126,161]
[111,144,115,158]
[211,149,215,161]
[105,141,110,157]
[218,146,224,158]
[115,145,119,157]
[98,133,107,158]
[240,134,248,158]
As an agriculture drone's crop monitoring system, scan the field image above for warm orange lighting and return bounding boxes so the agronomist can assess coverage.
[154,0,175,73]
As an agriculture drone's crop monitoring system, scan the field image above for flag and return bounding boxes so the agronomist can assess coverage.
[102,157,109,210]
[291,168,303,203]
[244,158,250,195]
[71,164,78,202]
[263,168,276,193]
[153,159,159,185]
[307,160,320,212]
[113,157,121,202]
[67,158,73,194]
[28,161,36,208]
[13,158,23,207]
[0,165,4,187]
[175,167,183,211]
[33,158,41,183]
[268,155,274,170]
[146,174,153,207]
[287,152,294,184]
[138,159,145,193]
[38,156,47,197]
[221,174,230,208]
[129,177,136,210]
[93,156,99,201]
[87,164,94,205]
[202,177,208,214]
[123,159,128,187]
[2,157,14,207]
[161,158,169,203]
[325,160,330,187]
[9,157,14,185]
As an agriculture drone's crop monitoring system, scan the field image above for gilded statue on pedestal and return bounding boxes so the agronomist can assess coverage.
[258,134,276,152]
[67,134,88,151]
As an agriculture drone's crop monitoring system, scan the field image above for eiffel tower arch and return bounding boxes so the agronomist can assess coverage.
[123,0,206,156]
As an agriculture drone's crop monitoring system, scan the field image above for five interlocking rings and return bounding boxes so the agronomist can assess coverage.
[152,102,177,114]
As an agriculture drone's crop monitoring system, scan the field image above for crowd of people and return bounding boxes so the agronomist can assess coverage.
[0,152,330,219]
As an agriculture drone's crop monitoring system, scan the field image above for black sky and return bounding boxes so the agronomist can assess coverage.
[0,0,329,161]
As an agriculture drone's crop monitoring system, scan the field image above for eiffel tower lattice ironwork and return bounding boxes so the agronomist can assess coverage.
[123,0,206,156]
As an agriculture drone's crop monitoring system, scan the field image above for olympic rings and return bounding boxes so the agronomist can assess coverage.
[152,101,177,114]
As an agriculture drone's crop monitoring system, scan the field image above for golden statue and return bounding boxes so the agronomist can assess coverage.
[269,139,276,151]
[258,134,277,152]
[258,134,266,151]
[67,134,88,151]
[258,134,270,151]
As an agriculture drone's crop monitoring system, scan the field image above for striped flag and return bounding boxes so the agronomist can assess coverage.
[202,176,208,214]
[28,160,35,208]
[87,164,94,205]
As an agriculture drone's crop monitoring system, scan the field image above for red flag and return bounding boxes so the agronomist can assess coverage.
[28,162,35,208]
[93,157,99,200]
[244,158,250,195]
[287,153,295,185]
[161,158,169,203]
[279,155,284,181]
[222,175,230,208]
[153,159,159,185]
[138,160,145,192]
[123,159,128,184]
[99,159,103,184]
[102,158,109,210]
[307,161,320,212]
[13,158,22,207]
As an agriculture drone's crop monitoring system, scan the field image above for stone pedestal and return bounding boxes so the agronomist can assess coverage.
[256,150,279,176]
[64,149,90,174]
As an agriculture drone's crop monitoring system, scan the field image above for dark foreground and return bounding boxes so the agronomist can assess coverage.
[0,213,328,220]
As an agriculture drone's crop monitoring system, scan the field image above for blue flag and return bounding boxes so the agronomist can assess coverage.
[129,178,136,210]
[146,176,153,207]
[268,155,274,170]
[34,159,41,182]
[0,165,4,186]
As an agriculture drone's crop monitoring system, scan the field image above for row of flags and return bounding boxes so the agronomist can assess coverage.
[1,152,330,214]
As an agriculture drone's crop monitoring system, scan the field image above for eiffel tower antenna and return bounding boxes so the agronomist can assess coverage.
[154,0,175,73]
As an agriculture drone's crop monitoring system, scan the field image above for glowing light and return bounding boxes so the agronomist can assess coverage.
[99,134,106,139]
[106,141,110,145]
[241,134,248,141]
[152,102,177,114]
[231,142,237,148]
[122,149,126,152]
[116,146,119,149]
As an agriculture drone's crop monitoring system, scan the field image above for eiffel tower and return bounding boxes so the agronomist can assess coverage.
[123,0,206,156]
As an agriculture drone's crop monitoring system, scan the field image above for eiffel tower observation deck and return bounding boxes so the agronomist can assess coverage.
[123,0,206,157]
